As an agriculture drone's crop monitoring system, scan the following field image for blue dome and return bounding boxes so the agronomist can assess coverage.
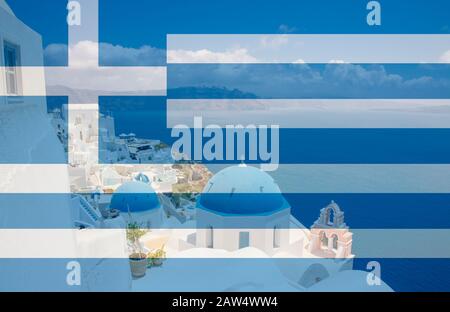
[110,181,160,213]
[135,173,150,184]
[198,165,290,215]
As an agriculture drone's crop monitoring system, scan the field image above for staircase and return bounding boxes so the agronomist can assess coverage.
[77,195,102,224]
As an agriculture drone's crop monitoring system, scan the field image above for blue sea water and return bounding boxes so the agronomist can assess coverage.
[353,259,450,292]
[101,108,450,292]
[0,257,448,292]
[101,108,450,164]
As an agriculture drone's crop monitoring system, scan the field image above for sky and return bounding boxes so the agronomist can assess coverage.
[99,0,450,49]
[4,0,450,97]
[5,0,450,66]
[6,0,67,49]
[98,0,450,66]
[7,0,450,51]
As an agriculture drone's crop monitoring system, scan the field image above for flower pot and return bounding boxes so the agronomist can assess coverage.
[152,258,163,266]
[129,253,147,278]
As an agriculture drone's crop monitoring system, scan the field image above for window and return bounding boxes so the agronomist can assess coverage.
[239,231,250,249]
[332,234,338,250]
[320,231,328,248]
[326,207,335,226]
[273,226,281,248]
[206,226,214,248]
[3,41,20,95]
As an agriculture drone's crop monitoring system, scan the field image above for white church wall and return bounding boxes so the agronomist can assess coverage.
[196,208,291,253]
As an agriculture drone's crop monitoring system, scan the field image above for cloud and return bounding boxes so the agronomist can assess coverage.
[70,41,100,68]
[328,59,348,64]
[44,41,99,68]
[259,35,289,49]
[169,63,450,98]
[440,50,450,63]
[44,41,166,67]
[278,24,297,34]
[167,48,258,63]
[323,64,411,90]
[99,42,166,66]
[45,65,166,94]
[44,44,68,66]
[44,41,166,93]
[43,41,450,98]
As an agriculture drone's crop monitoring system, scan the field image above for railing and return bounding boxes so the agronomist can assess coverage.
[159,194,187,223]
[77,195,102,223]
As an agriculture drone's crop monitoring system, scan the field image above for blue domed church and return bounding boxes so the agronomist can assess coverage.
[110,180,162,228]
[196,165,291,253]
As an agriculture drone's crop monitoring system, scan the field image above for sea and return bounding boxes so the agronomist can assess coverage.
[106,109,450,292]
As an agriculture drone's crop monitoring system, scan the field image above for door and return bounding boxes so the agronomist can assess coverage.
[239,231,250,249]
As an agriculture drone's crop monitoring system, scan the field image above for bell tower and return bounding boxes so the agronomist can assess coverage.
[309,201,353,258]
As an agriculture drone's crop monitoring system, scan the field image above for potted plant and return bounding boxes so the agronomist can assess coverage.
[126,221,148,278]
[147,245,166,267]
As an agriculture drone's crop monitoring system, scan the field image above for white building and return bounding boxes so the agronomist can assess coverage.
[158,164,370,290]
[0,0,46,99]
[196,165,291,253]
[0,1,60,164]
[100,166,128,188]
[63,103,99,166]
[0,1,131,291]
